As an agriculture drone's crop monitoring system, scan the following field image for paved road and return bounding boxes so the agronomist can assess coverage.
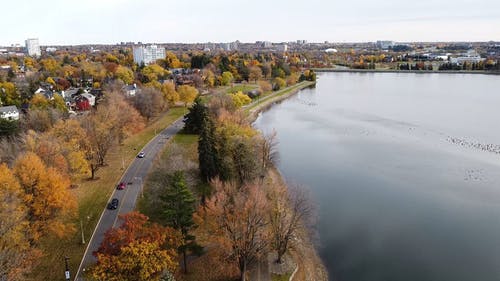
[74,118,184,280]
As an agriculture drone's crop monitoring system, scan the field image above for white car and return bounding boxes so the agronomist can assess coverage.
[137,151,146,158]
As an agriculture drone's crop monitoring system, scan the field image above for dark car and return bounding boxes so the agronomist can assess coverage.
[107,198,119,210]
[117,182,126,190]
[137,151,146,158]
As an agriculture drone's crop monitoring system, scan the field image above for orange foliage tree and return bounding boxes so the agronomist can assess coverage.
[0,163,41,280]
[92,212,180,281]
[13,152,77,241]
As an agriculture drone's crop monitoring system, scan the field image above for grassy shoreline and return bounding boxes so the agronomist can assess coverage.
[245,81,316,122]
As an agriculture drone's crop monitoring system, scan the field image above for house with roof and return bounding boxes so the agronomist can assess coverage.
[0,105,20,120]
[122,84,138,97]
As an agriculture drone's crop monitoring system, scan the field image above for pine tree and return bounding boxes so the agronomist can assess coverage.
[198,114,219,183]
[160,171,201,274]
[183,96,207,134]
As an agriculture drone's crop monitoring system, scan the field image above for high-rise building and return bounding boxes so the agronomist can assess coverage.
[133,45,166,65]
[25,38,41,57]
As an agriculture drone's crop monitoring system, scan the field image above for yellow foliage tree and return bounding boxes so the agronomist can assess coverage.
[178,85,198,107]
[161,82,179,105]
[0,164,40,281]
[231,91,252,108]
[115,65,134,84]
[13,152,77,241]
[30,94,50,110]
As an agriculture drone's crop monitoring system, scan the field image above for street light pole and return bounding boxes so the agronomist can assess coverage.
[64,256,70,281]
[80,220,85,244]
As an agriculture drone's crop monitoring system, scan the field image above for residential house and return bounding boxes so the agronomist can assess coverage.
[0,105,20,120]
[122,84,138,97]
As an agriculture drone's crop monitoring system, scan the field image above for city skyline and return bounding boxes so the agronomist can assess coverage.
[2,0,500,46]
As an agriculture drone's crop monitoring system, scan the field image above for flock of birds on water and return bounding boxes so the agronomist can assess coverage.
[446,136,500,155]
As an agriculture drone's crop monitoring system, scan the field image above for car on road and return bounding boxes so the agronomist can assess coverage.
[117,182,126,190]
[107,198,119,210]
[137,151,146,158]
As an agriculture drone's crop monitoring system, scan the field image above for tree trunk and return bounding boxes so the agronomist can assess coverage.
[240,262,246,281]
[183,249,188,274]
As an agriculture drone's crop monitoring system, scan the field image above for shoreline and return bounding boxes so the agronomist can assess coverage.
[246,81,316,123]
[249,82,329,280]
[313,68,500,76]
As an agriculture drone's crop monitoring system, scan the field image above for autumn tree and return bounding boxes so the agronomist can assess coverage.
[268,184,312,264]
[259,130,279,180]
[221,71,234,86]
[133,87,166,121]
[258,80,272,92]
[0,164,40,281]
[160,171,201,273]
[115,65,134,84]
[82,105,118,178]
[231,91,252,108]
[0,81,20,105]
[141,64,169,83]
[273,77,286,90]
[13,152,77,241]
[248,66,263,83]
[178,85,199,107]
[161,81,179,105]
[206,181,269,281]
[92,212,180,281]
[50,119,91,178]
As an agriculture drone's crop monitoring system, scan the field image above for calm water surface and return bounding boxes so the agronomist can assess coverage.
[254,73,500,281]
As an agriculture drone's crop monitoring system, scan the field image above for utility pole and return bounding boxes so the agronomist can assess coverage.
[64,256,70,281]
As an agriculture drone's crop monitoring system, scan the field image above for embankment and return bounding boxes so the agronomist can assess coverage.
[245,81,316,122]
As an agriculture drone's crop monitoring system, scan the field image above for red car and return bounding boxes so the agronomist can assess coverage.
[117,182,126,190]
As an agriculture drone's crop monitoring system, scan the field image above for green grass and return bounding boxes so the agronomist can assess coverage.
[271,273,292,281]
[226,84,258,94]
[31,107,185,281]
[137,132,199,223]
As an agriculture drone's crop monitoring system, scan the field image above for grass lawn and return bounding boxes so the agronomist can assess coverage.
[226,83,258,94]
[271,273,292,281]
[30,107,185,281]
[137,132,199,223]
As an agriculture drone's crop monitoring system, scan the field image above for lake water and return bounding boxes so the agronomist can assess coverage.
[253,72,500,281]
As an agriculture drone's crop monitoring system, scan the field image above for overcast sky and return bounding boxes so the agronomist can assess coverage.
[3,0,499,45]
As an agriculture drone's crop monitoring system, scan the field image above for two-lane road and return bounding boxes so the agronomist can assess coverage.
[74,118,185,280]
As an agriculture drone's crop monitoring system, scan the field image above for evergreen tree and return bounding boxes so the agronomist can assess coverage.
[183,96,206,134]
[160,171,201,274]
[198,114,219,183]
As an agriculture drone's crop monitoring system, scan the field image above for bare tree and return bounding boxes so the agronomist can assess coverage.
[260,130,279,181]
[206,180,269,281]
[133,87,166,121]
[268,184,312,264]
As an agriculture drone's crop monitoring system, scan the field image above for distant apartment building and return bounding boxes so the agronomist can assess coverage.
[133,45,166,65]
[276,44,288,52]
[220,41,239,51]
[25,38,41,57]
[297,40,307,45]
[376,40,395,49]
